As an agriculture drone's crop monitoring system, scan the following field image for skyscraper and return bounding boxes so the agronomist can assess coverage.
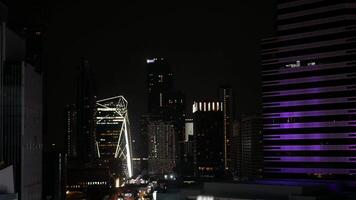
[262,0,356,180]
[147,121,176,175]
[95,96,133,179]
[193,101,224,178]
[65,104,77,158]
[232,114,262,181]
[146,58,174,115]
[76,59,97,164]
[2,61,42,199]
[145,58,186,175]
[0,8,42,198]
[219,86,233,171]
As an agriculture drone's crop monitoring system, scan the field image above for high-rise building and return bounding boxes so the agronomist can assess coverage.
[219,86,233,171]
[95,96,133,179]
[262,0,356,180]
[232,114,262,181]
[146,58,174,115]
[231,121,240,178]
[65,104,77,158]
[76,59,97,164]
[0,9,42,198]
[2,61,42,199]
[193,101,224,178]
[145,58,186,175]
[147,121,176,175]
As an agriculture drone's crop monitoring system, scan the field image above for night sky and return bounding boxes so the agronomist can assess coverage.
[5,1,276,151]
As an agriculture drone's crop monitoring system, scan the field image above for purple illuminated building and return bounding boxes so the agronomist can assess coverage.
[262,0,356,180]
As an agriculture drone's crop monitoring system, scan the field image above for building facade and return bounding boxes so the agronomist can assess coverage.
[65,104,77,158]
[146,58,174,115]
[95,96,133,179]
[219,86,233,171]
[262,0,356,180]
[145,58,186,175]
[193,101,224,178]
[147,121,176,175]
[232,114,262,181]
[2,61,42,199]
[76,59,97,164]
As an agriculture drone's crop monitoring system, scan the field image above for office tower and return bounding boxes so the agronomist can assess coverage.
[145,58,186,174]
[180,119,194,175]
[147,121,176,175]
[166,91,186,164]
[232,114,262,181]
[95,96,133,179]
[262,0,356,180]
[219,86,233,171]
[65,104,77,158]
[230,121,240,179]
[138,114,160,171]
[146,58,174,115]
[0,4,6,165]
[193,101,224,178]
[76,59,97,164]
[2,61,42,199]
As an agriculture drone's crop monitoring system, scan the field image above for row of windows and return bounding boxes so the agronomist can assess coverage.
[263,115,356,124]
[264,138,356,145]
[277,8,356,26]
[278,20,356,36]
[263,65,356,80]
[263,90,356,102]
[262,30,356,50]
[263,127,356,135]
[264,162,356,168]
[263,54,356,71]
[277,0,356,15]
[262,42,356,60]
[263,77,356,92]
[263,102,356,113]
[264,151,356,156]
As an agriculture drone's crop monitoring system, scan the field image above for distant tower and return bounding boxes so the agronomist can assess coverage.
[146,58,174,115]
[76,59,96,164]
[65,104,77,158]
[193,101,224,178]
[0,2,8,163]
[219,86,233,171]
[96,96,133,178]
[147,120,176,175]
[145,58,186,173]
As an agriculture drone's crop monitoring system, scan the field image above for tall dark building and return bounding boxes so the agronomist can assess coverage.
[145,58,186,175]
[76,59,97,164]
[219,86,233,171]
[0,9,43,198]
[65,104,77,158]
[193,101,224,178]
[262,0,356,180]
[0,4,7,164]
[146,58,174,115]
[2,61,43,199]
[147,120,176,175]
[232,114,262,181]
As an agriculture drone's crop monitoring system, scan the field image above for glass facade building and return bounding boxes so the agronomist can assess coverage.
[262,0,356,180]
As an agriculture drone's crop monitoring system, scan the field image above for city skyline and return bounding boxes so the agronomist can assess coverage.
[25,1,276,150]
[3,0,356,199]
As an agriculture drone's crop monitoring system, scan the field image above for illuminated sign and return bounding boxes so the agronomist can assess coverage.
[285,60,316,68]
[285,60,300,68]
[197,195,214,200]
[146,58,161,63]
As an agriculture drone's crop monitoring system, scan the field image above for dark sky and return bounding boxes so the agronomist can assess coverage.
[6,1,276,151]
